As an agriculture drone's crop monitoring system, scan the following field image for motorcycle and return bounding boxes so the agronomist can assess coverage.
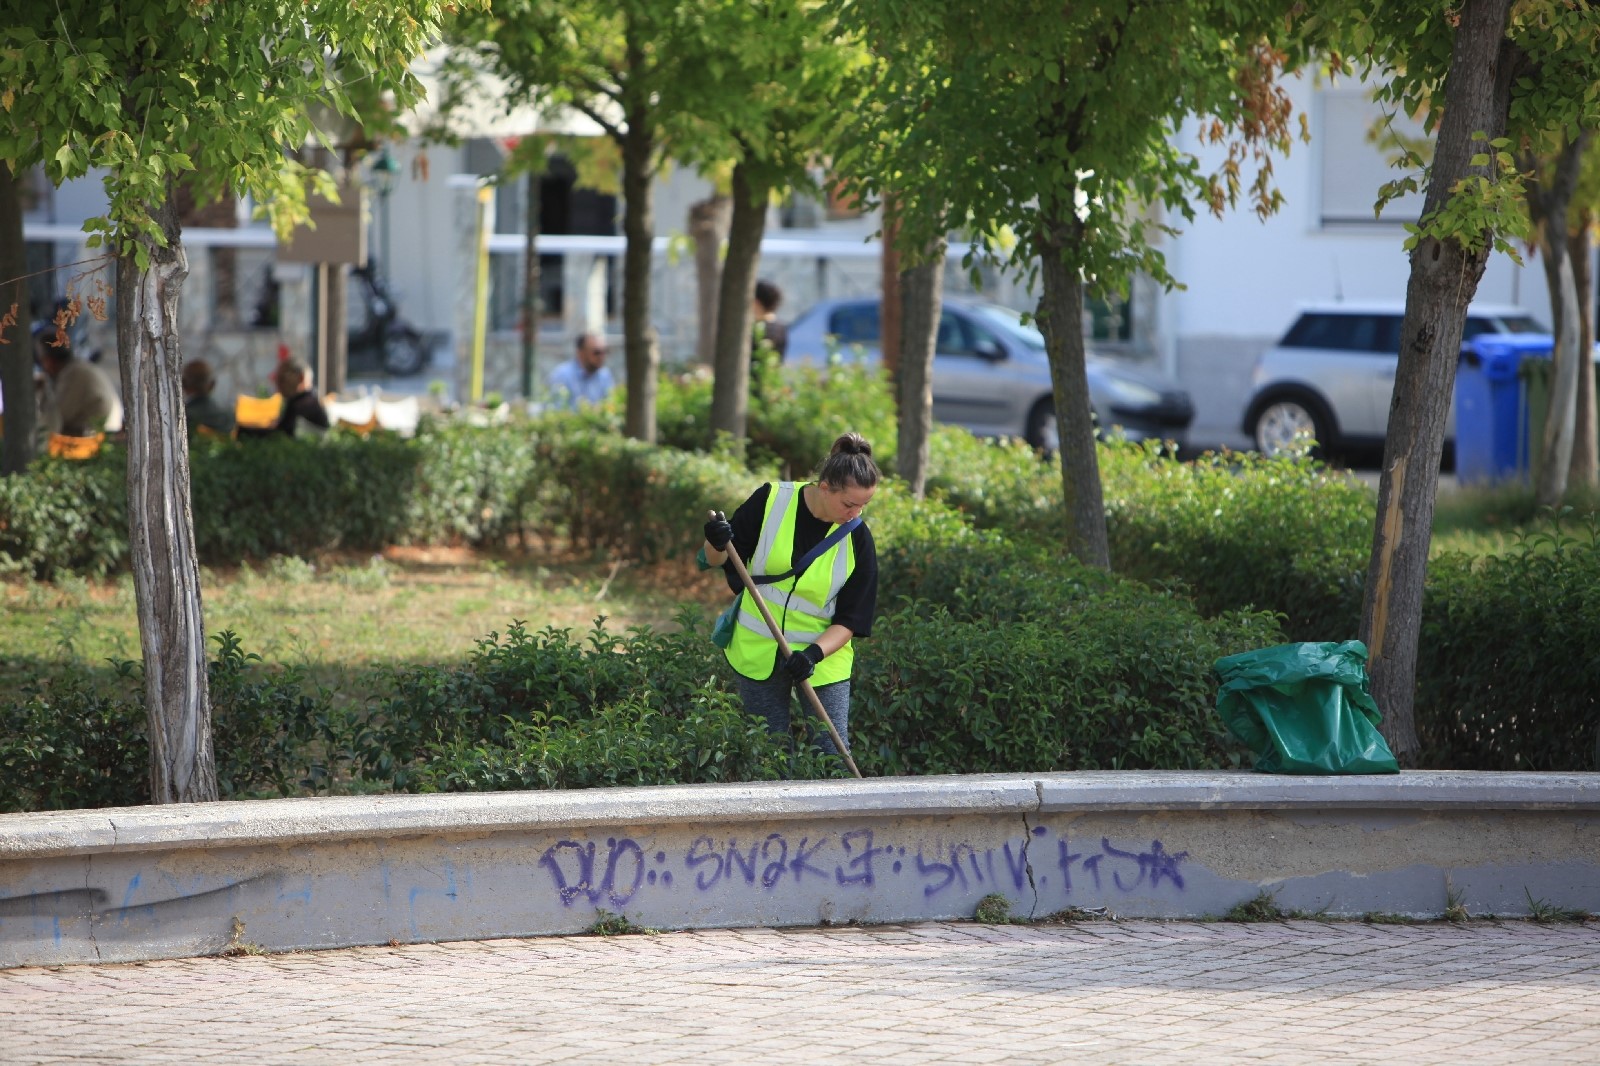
[347,262,431,377]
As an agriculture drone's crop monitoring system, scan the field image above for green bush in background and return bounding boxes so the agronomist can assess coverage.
[1102,443,1375,642]
[1416,521,1600,771]
[0,452,129,579]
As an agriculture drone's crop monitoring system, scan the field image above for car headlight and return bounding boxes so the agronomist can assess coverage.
[1101,376,1163,408]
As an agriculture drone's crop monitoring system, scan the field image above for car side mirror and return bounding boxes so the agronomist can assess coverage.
[974,338,1005,361]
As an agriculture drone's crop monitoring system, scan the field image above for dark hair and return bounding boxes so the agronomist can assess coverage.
[182,359,215,396]
[817,432,880,490]
[754,279,782,313]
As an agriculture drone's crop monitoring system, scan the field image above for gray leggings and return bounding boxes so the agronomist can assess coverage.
[737,673,850,756]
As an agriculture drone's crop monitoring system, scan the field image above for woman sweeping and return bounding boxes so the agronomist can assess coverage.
[700,432,880,756]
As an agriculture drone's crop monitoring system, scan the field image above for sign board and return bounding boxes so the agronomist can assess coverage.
[278,180,368,266]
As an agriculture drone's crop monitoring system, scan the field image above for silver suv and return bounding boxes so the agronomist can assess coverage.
[1242,303,1549,458]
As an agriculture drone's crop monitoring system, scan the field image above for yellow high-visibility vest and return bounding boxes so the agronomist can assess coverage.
[725,482,857,685]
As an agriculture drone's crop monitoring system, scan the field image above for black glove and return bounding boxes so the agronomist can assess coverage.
[782,643,826,684]
[704,510,733,551]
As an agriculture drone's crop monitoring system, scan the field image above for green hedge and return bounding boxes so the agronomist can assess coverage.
[1415,524,1600,771]
[0,631,338,812]
[1101,444,1374,642]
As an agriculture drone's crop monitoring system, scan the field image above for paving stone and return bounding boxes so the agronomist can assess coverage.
[2,921,1598,1063]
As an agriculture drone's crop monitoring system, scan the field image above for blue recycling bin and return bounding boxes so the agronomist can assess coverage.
[1454,334,1553,484]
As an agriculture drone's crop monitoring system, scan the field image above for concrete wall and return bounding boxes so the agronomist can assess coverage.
[2,772,1596,968]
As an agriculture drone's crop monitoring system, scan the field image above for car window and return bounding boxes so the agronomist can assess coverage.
[973,304,1047,349]
[967,318,1002,353]
[1496,314,1548,334]
[1281,312,1397,353]
[1462,317,1496,340]
[828,304,880,345]
[936,311,970,354]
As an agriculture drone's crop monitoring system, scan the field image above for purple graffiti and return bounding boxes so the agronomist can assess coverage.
[538,837,646,907]
[1078,837,1188,893]
[836,829,887,887]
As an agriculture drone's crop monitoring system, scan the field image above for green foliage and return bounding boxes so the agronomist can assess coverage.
[0,659,147,812]
[851,536,1276,777]
[1101,443,1375,641]
[973,894,1014,924]
[656,360,898,479]
[358,614,843,792]
[1312,0,1600,258]
[1416,520,1600,771]
[540,428,760,562]
[208,631,346,799]
[587,910,657,935]
[0,452,129,579]
[832,0,1305,292]
[0,632,336,812]
[0,0,457,251]
[1225,891,1288,922]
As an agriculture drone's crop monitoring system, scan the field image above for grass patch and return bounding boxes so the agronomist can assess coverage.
[1430,485,1600,556]
[1525,890,1592,924]
[588,910,657,936]
[1224,891,1287,922]
[973,893,1015,924]
[0,547,724,702]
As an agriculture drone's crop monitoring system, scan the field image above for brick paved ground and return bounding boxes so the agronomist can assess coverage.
[3,920,1598,1065]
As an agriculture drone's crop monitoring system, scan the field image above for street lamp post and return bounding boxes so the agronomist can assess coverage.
[369,147,400,285]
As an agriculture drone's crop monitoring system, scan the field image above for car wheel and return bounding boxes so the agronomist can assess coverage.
[382,328,430,377]
[1252,397,1328,459]
[1025,398,1058,454]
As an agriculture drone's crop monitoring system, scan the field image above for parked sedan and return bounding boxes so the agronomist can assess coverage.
[785,297,1194,451]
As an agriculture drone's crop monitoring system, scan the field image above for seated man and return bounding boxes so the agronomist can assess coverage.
[547,332,615,410]
[35,326,121,438]
[272,359,330,437]
[181,359,236,438]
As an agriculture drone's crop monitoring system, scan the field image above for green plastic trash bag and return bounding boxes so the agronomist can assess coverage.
[1214,640,1399,775]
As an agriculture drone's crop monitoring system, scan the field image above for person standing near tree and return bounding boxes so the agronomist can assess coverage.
[699,432,880,756]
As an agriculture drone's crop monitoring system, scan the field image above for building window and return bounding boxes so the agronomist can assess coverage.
[1318,90,1428,227]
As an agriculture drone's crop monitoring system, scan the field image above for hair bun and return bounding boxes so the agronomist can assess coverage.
[831,431,871,457]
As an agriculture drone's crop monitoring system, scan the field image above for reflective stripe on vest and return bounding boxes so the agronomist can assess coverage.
[725,482,856,684]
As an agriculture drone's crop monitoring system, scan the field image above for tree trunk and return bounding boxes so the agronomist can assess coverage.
[117,189,217,804]
[1531,133,1588,508]
[709,163,768,442]
[880,208,901,384]
[521,167,541,400]
[1360,0,1517,767]
[1037,220,1110,570]
[689,193,730,367]
[619,111,657,443]
[897,239,944,498]
[0,163,36,475]
[1567,208,1597,490]
[326,265,348,396]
